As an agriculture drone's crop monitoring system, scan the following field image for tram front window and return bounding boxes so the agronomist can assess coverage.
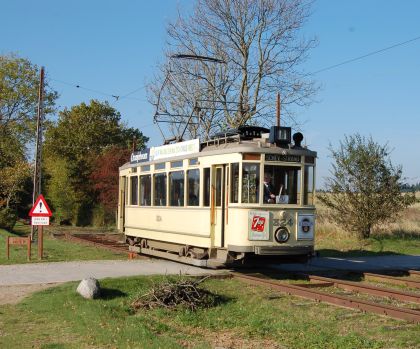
[263,165,301,204]
[242,163,260,203]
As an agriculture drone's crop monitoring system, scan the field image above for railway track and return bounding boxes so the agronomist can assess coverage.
[55,232,133,256]
[232,271,420,323]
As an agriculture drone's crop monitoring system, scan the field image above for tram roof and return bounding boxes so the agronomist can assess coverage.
[120,137,317,171]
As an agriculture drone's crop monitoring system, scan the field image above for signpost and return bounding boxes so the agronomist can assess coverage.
[6,236,31,261]
[29,194,52,259]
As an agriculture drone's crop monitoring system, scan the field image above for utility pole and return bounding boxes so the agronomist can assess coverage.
[31,67,45,241]
[276,92,281,127]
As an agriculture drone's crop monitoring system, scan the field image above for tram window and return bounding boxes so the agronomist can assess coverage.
[155,163,165,170]
[230,163,239,203]
[141,165,150,172]
[242,163,260,204]
[154,173,167,206]
[125,177,129,203]
[304,166,314,205]
[130,176,138,205]
[264,165,301,204]
[140,175,151,206]
[216,168,222,206]
[203,168,210,207]
[132,167,137,173]
[189,158,198,166]
[187,169,200,206]
[171,161,183,168]
[169,171,184,206]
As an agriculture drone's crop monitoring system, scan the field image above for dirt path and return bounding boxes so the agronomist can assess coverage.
[0,283,62,305]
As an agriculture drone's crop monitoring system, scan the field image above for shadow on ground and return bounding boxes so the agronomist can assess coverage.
[100,288,128,300]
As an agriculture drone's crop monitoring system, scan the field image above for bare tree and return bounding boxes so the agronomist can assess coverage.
[148,0,318,141]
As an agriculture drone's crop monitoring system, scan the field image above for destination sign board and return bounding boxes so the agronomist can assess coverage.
[130,139,200,165]
[152,139,200,161]
[265,154,301,163]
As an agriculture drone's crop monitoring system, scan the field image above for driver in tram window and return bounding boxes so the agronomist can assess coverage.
[263,173,276,203]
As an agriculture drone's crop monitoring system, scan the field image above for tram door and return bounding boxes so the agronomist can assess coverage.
[211,165,227,247]
[118,176,126,232]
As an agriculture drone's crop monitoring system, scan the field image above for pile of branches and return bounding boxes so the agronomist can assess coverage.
[131,276,219,311]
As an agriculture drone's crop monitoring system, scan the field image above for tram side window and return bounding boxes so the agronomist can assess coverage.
[304,166,314,205]
[230,163,239,203]
[242,163,260,203]
[130,176,138,205]
[154,173,167,206]
[187,169,200,206]
[140,175,151,206]
[264,165,301,204]
[203,168,210,207]
[215,168,222,206]
[169,171,184,206]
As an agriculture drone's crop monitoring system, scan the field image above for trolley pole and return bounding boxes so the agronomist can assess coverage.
[276,92,281,127]
[31,67,45,241]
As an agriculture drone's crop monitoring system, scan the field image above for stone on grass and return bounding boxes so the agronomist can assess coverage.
[77,277,101,299]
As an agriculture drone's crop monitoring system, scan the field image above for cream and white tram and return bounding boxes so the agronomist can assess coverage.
[118,126,316,267]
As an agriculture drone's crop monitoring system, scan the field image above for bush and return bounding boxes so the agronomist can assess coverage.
[318,134,416,239]
[0,207,18,231]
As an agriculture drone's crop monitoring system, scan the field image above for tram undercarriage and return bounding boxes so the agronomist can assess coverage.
[126,236,313,268]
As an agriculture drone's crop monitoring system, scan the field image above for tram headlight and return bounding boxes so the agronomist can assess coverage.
[274,227,290,243]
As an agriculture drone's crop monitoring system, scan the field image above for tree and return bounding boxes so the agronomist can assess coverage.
[318,134,416,239]
[0,54,57,143]
[0,160,31,208]
[0,127,32,210]
[0,54,57,214]
[90,146,131,215]
[44,100,148,225]
[149,0,317,140]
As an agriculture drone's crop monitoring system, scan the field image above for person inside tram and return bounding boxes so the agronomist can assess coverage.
[263,173,276,203]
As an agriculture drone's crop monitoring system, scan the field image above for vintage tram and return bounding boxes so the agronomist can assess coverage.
[118,126,316,267]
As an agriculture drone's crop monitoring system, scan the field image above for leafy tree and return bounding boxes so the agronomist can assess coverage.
[44,100,148,225]
[318,134,416,239]
[0,124,32,211]
[90,146,131,215]
[44,157,77,224]
[149,0,318,140]
[0,54,57,214]
[0,160,31,208]
[0,54,57,142]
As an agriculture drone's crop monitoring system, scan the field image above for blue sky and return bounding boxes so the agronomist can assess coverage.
[2,0,419,187]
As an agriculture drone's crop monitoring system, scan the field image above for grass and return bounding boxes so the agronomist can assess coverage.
[0,223,126,265]
[0,275,419,349]
[315,199,420,257]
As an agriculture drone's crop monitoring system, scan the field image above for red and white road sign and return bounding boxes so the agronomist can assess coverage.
[29,194,52,217]
[29,195,52,226]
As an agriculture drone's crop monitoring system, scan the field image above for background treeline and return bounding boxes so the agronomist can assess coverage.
[0,54,148,229]
[401,182,420,192]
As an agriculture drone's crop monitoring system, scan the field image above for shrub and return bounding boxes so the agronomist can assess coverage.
[0,207,18,231]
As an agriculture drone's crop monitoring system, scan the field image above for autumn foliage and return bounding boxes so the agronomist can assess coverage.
[90,146,131,214]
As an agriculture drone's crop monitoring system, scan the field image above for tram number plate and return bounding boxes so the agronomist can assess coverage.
[248,211,270,241]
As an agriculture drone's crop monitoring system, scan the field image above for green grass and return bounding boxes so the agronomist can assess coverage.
[316,232,420,257]
[0,224,126,265]
[0,276,419,349]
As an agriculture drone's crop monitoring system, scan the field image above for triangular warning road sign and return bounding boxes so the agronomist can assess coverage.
[29,194,52,217]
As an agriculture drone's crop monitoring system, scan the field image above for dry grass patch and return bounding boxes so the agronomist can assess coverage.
[315,196,420,256]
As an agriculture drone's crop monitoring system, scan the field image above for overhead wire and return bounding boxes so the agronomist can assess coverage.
[308,34,420,76]
[49,34,420,128]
